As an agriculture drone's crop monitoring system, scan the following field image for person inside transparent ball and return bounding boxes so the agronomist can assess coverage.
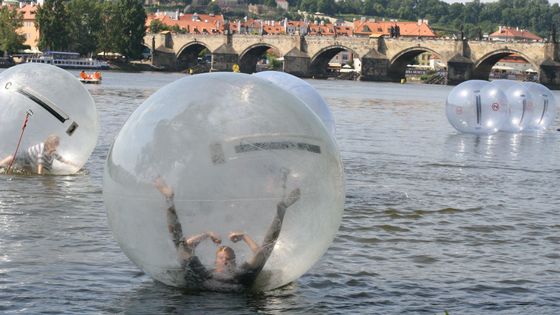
[0,134,78,175]
[153,172,301,291]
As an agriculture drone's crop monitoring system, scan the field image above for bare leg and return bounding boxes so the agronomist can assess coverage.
[241,188,301,273]
[154,177,213,282]
[155,177,183,248]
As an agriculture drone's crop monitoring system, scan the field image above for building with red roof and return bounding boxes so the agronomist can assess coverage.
[146,12,226,34]
[489,26,543,42]
[353,19,436,38]
[1,1,39,50]
[147,12,358,37]
[4,2,40,51]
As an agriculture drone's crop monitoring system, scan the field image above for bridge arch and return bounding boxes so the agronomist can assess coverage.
[238,43,281,74]
[176,41,212,72]
[388,47,445,82]
[140,43,152,60]
[310,45,359,78]
[472,49,539,81]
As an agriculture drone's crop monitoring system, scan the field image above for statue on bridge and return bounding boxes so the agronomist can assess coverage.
[549,23,557,43]
[390,25,400,38]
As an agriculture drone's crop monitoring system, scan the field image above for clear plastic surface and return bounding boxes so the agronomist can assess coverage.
[254,71,336,137]
[103,73,345,291]
[493,81,534,132]
[521,82,557,131]
[0,63,98,174]
[446,80,508,134]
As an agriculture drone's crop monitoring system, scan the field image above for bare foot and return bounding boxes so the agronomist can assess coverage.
[154,176,174,199]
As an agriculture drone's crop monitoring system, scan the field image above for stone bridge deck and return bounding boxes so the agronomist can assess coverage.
[146,33,560,88]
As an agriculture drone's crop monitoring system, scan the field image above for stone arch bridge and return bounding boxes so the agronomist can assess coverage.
[147,33,560,88]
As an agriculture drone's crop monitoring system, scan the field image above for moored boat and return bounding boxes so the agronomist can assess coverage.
[26,51,109,70]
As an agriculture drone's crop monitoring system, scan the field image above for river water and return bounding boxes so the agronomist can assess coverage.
[1,71,559,314]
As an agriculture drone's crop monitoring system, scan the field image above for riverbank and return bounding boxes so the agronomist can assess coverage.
[107,60,163,72]
[0,59,161,73]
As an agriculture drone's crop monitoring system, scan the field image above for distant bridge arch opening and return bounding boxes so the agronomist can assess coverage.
[140,43,152,60]
[473,50,539,82]
[389,47,445,83]
[310,45,360,79]
[238,44,282,74]
[176,42,211,73]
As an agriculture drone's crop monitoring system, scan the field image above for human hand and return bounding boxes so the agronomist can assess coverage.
[207,231,222,245]
[229,232,244,243]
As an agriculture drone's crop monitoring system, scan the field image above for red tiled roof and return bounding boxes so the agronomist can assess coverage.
[145,14,435,38]
[353,20,436,37]
[263,24,285,34]
[18,3,38,20]
[489,27,542,41]
[146,13,225,34]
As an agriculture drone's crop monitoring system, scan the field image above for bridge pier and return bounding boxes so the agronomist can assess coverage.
[152,50,178,70]
[151,32,179,71]
[446,55,474,86]
[283,48,311,77]
[539,60,560,89]
[359,50,391,82]
[211,44,239,72]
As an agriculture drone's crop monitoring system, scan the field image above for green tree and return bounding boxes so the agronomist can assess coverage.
[0,6,27,56]
[264,0,277,8]
[207,2,222,14]
[170,24,186,34]
[96,1,119,56]
[463,0,482,24]
[35,0,70,51]
[67,0,102,55]
[339,0,362,14]
[149,19,170,33]
[317,0,335,15]
[113,0,147,59]
[299,0,317,13]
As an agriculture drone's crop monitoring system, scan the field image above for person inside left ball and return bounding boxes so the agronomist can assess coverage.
[0,134,78,175]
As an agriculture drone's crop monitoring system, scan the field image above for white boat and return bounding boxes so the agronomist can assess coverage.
[26,51,109,69]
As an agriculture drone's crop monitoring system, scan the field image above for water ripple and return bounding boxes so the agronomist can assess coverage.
[1,74,559,314]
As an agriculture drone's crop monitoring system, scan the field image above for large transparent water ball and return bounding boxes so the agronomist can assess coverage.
[254,71,336,137]
[491,81,534,132]
[0,63,98,175]
[446,80,508,134]
[522,82,557,130]
[489,79,516,92]
[103,73,345,291]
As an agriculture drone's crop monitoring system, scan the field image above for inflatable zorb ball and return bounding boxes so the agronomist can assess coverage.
[446,80,508,134]
[254,71,336,137]
[522,82,557,130]
[103,73,345,291]
[493,81,534,132]
[0,63,98,174]
[489,79,516,92]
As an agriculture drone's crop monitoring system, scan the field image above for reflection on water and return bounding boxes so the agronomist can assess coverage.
[1,72,559,314]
